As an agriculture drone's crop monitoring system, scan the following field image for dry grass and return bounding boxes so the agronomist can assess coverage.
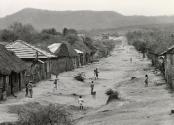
[6,102,73,125]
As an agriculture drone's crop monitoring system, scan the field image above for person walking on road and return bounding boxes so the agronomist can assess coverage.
[90,81,94,94]
[145,75,149,87]
[25,82,28,97]
[78,96,84,110]
[28,81,33,98]
[130,57,132,63]
[54,79,58,89]
[94,68,99,79]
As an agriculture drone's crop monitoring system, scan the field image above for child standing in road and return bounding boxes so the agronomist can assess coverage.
[130,57,132,63]
[145,75,148,87]
[54,79,58,89]
[94,68,99,79]
[25,82,28,97]
[90,81,94,94]
[78,96,84,110]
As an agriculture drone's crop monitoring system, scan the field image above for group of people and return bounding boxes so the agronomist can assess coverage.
[78,68,100,110]
[23,67,148,111]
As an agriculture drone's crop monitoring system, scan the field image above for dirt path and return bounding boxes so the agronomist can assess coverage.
[76,37,174,125]
[0,36,174,124]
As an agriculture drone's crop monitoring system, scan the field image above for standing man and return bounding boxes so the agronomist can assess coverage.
[90,81,94,94]
[145,75,149,87]
[78,96,84,110]
[25,82,28,97]
[130,58,132,63]
[94,69,96,79]
[28,81,33,98]
[54,79,58,89]
[94,68,99,79]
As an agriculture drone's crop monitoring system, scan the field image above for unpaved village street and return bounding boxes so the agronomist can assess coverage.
[1,37,174,125]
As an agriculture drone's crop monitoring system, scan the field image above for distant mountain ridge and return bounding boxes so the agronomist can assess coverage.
[0,8,174,31]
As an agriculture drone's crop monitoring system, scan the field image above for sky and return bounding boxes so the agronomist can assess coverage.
[0,0,174,17]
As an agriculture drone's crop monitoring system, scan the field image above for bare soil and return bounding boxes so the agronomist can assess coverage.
[0,36,174,125]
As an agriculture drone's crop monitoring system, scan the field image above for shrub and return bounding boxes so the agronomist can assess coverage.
[74,72,85,82]
[105,89,119,104]
[13,104,72,125]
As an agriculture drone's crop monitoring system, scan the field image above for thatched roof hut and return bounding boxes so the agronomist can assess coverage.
[48,42,78,57]
[48,42,78,76]
[0,44,26,75]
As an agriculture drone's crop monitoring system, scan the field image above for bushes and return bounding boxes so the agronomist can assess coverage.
[9,103,73,125]
[93,40,116,58]
[105,89,120,104]
[74,72,85,82]
[126,30,174,55]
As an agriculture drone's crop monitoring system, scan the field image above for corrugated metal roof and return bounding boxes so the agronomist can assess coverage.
[6,40,55,59]
[74,49,83,54]
[48,43,62,53]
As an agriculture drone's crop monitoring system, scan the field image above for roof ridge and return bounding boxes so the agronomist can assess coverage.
[20,41,50,58]
[12,40,55,58]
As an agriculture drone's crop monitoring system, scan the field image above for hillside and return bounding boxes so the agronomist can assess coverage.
[0,8,174,31]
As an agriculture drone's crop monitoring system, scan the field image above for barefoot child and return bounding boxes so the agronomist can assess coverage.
[54,79,58,89]
[90,81,94,94]
[28,81,33,98]
[145,75,148,87]
[94,68,99,79]
[78,96,84,110]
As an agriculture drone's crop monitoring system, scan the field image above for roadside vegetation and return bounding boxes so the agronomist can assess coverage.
[126,29,174,56]
[0,22,116,59]
[105,89,120,104]
[1,103,73,125]
[0,23,118,124]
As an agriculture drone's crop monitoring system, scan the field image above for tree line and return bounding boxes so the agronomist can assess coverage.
[126,29,174,55]
[0,22,116,58]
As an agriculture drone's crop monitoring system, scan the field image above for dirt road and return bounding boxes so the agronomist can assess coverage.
[76,37,174,125]
[1,37,174,125]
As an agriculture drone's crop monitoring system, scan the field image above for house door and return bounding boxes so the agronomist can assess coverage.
[9,75,13,95]
[18,73,21,91]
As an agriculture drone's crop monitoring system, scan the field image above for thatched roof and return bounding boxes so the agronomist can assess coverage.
[0,45,26,75]
[48,42,78,57]
[72,40,92,54]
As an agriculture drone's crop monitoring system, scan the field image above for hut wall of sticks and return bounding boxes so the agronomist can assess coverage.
[0,44,26,99]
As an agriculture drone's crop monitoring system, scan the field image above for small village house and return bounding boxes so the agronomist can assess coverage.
[6,40,56,83]
[147,51,160,67]
[102,33,109,40]
[0,44,26,99]
[77,35,96,64]
[74,49,84,67]
[48,42,78,76]
[160,46,174,88]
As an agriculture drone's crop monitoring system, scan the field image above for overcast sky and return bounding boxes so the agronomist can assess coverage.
[0,0,174,17]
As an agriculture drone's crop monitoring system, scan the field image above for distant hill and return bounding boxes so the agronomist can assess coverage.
[0,8,174,31]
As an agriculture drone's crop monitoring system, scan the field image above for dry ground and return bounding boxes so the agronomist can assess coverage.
[0,37,174,125]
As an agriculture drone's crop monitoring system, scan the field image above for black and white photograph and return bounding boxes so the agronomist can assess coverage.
[0,0,174,124]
